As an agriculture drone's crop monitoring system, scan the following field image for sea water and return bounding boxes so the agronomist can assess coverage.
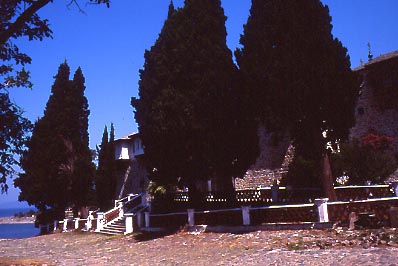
[0,223,39,239]
[0,208,39,239]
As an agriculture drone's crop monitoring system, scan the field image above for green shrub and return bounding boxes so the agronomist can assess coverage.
[331,134,397,185]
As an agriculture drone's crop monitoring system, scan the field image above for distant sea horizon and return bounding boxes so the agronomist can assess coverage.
[0,207,36,218]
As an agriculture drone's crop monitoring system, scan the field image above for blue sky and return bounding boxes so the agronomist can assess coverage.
[2,0,398,207]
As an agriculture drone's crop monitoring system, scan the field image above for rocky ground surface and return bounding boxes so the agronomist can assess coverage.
[0,228,398,265]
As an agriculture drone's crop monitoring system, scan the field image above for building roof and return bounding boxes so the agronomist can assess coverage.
[115,132,140,142]
[354,51,398,71]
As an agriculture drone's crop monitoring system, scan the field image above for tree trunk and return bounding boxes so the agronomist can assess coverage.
[320,153,337,201]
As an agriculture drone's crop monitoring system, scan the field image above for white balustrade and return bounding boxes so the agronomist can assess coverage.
[63,218,68,232]
[315,198,329,223]
[96,212,105,232]
[125,213,135,234]
[187,209,195,226]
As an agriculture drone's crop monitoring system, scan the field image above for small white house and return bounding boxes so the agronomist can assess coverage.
[114,133,148,198]
[115,132,144,160]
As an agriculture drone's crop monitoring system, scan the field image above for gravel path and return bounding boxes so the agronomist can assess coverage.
[0,229,397,265]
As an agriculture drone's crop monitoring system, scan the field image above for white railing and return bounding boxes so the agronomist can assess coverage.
[96,193,145,232]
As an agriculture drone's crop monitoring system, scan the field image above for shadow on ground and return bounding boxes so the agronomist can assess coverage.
[133,228,180,242]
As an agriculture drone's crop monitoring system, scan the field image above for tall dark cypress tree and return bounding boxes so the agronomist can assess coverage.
[236,0,359,188]
[68,67,95,208]
[133,0,257,204]
[95,123,116,210]
[15,62,94,220]
[132,0,179,187]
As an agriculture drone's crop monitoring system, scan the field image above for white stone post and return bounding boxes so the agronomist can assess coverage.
[392,182,398,197]
[125,213,135,234]
[63,218,68,232]
[119,207,124,219]
[96,212,104,232]
[315,198,329,223]
[187,209,195,227]
[74,218,80,230]
[241,206,251,226]
[145,212,150,228]
[86,211,93,231]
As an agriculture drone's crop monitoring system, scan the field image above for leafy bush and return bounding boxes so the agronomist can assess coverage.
[331,133,397,184]
[283,155,321,188]
[147,181,167,197]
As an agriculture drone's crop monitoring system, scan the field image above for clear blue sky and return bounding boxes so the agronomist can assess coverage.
[2,0,398,207]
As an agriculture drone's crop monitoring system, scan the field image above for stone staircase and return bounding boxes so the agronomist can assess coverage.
[98,217,126,235]
[96,193,147,235]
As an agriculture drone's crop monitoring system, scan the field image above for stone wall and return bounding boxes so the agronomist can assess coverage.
[350,69,398,153]
[350,52,398,154]
[115,157,149,198]
[328,198,398,226]
[238,52,398,189]
[235,126,293,190]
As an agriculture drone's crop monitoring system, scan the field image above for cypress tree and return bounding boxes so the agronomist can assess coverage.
[133,0,257,204]
[132,0,180,187]
[68,67,95,208]
[95,123,116,210]
[15,62,94,220]
[236,0,359,188]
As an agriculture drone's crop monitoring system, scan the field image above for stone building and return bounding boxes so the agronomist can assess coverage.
[238,51,398,189]
[114,133,149,199]
[350,51,398,153]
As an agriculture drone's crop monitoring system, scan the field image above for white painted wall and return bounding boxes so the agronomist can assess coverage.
[114,135,144,160]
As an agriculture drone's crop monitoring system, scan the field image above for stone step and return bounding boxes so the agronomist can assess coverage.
[107,225,125,230]
[98,217,127,235]
[111,221,125,226]
[96,201,146,235]
[99,230,123,236]
[99,228,125,235]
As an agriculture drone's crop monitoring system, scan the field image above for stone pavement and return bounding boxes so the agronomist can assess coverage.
[0,229,397,265]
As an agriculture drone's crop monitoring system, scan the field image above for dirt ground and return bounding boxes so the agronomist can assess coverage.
[0,228,398,265]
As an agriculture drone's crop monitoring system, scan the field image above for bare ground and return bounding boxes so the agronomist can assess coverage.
[0,228,398,265]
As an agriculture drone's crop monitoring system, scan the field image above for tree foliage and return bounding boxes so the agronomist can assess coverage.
[0,0,109,193]
[0,91,31,193]
[331,134,397,185]
[15,61,95,215]
[236,0,359,187]
[132,0,258,198]
[95,123,116,210]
